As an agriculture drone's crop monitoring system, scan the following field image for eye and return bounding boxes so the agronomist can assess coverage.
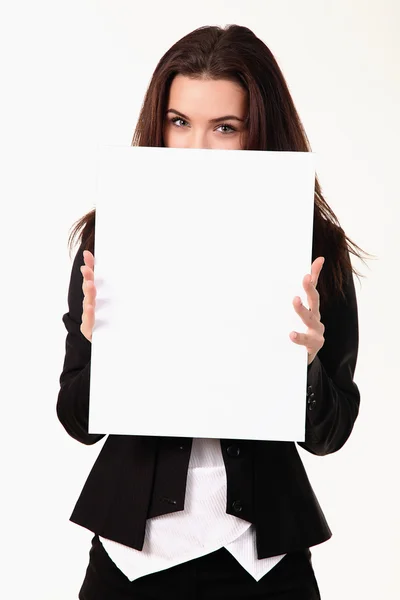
[170,116,188,127]
[217,124,237,134]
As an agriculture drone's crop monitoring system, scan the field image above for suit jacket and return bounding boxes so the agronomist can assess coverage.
[56,241,360,559]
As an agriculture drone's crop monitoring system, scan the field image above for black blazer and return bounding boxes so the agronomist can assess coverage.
[56,241,360,559]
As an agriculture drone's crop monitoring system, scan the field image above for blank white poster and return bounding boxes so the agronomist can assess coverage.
[89,146,316,440]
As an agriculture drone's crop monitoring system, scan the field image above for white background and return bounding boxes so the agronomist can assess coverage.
[0,1,398,598]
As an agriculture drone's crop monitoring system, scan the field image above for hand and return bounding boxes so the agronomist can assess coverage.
[289,257,325,365]
[80,250,96,342]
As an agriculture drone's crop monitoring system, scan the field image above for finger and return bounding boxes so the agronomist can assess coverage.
[289,331,311,348]
[293,296,319,326]
[83,250,95,270]
[79,252,96,343]
[302,274,320,316]
[289,330,324,352]
[310,256,325,288]
[82,277,97,299]
[81,265,95,303]
[81,264,94,282]
[83,280,97,311]
[81,304,95,342]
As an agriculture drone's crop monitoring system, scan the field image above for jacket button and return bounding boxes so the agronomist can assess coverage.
[232,500,243,513]
[227,445,241,457]
[160,496,177,506]
[307,385,313,395]
[307,395,317,410]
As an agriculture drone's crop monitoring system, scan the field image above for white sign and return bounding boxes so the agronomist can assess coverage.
[89,146,316,441]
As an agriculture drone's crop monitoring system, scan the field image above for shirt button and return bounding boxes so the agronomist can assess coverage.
[227,445,241,457]
[232,500,243,513]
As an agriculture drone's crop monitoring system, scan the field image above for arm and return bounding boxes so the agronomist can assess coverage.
[298,261,360,456]
[56,242,105,445]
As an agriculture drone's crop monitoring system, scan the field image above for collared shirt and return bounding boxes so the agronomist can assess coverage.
[100,437,285,582]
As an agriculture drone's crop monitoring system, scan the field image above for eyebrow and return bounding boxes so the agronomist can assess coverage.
[166,109,244,124]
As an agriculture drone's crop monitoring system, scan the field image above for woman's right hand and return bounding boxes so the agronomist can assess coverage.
[80,250,96,342]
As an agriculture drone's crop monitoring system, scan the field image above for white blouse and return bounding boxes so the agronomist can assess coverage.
[100,437,285,582]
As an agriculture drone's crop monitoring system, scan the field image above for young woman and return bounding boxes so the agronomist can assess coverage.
[57,24,366,599]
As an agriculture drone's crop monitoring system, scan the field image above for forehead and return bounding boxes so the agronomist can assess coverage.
[167,75,247,116]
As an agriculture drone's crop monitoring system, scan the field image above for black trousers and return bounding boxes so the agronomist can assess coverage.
[79,535,321,599]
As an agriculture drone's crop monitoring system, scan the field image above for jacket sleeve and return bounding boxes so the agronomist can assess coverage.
[56,241,106,445]
[298,258,361,456]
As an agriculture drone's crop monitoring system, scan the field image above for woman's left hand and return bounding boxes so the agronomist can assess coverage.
[290,257,326,366]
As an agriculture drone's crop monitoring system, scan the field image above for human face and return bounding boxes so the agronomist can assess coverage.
[163,75,248,150]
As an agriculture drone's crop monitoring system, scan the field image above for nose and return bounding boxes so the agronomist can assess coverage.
[186,131,210,150]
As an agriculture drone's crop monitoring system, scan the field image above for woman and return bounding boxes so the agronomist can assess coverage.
[57,24,367,599]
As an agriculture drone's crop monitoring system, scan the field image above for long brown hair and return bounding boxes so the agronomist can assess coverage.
[68,24,372,307]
